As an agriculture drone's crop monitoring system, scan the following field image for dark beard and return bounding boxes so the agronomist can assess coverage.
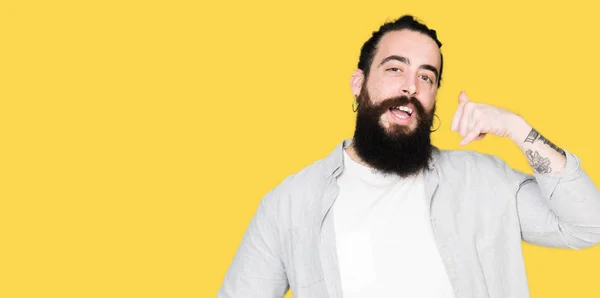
[352,88,435,178]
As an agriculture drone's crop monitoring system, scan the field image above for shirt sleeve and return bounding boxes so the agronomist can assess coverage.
[218,185,290,298]
[514,150,600,249]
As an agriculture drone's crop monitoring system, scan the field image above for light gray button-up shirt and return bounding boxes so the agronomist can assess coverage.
[219,139,600,298]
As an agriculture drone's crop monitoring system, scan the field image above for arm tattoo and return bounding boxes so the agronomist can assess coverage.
[524,129,540,143]
[523,128,566,157]
[526,149,552,174]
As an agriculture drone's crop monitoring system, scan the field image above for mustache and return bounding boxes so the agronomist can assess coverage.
[378,96,419,110]
[365,95,426,119]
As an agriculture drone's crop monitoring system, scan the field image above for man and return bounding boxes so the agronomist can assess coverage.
[218,15,600,298]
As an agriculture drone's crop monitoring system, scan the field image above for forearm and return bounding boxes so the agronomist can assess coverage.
[510,118,600,248]
[508,117,566,174]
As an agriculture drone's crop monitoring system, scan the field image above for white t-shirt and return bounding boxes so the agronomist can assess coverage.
[332,149,455,298]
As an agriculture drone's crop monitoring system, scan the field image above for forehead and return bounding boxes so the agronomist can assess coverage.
[373,29,441,70]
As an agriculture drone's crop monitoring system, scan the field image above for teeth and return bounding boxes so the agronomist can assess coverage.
[393,105,413,115]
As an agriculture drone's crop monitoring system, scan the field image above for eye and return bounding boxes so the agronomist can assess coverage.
[419,75,433,83]
[387,67,403,73]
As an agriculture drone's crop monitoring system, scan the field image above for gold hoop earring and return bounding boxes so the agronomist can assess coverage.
[430,114,441,132]
[352,97,359,112]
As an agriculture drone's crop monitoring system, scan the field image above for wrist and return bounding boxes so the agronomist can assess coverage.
[508,115,532,145]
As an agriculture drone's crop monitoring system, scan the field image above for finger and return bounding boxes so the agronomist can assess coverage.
[451,91,469,130]
[451,101,467,132]
[475,133,487,141]
[458,103,474,137]
[451,91,471,131]
[460,125,482,146]
[458,90,470,103]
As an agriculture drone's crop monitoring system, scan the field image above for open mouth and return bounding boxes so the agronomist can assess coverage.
[389,105,413,119]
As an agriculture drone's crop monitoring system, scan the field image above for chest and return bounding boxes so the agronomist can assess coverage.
[284,173,521,297]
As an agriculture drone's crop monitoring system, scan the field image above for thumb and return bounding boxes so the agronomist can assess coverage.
[458,90,470,103]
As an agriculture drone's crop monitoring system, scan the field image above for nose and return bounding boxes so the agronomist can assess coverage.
[400,75,417,96]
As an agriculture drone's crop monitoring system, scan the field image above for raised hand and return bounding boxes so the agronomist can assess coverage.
[450,91,530,146]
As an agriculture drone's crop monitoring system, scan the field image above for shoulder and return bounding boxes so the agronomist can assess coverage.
[259,140,345,215]
[438,148,509,168]
[261,156,332,207]
[434,148,534,187]
[435,148,520,178]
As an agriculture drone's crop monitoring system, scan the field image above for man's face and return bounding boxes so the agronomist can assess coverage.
[357,29,441,133]
[349,29,441,177]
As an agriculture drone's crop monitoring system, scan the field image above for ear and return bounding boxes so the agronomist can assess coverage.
[350,69,365,97]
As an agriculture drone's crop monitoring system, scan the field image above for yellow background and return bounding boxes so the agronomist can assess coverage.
[1,0,599,297]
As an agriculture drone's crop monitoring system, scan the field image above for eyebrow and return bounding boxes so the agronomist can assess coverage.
[379,55,439,82]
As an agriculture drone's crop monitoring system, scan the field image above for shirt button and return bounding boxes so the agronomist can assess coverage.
[446,258,453,264]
